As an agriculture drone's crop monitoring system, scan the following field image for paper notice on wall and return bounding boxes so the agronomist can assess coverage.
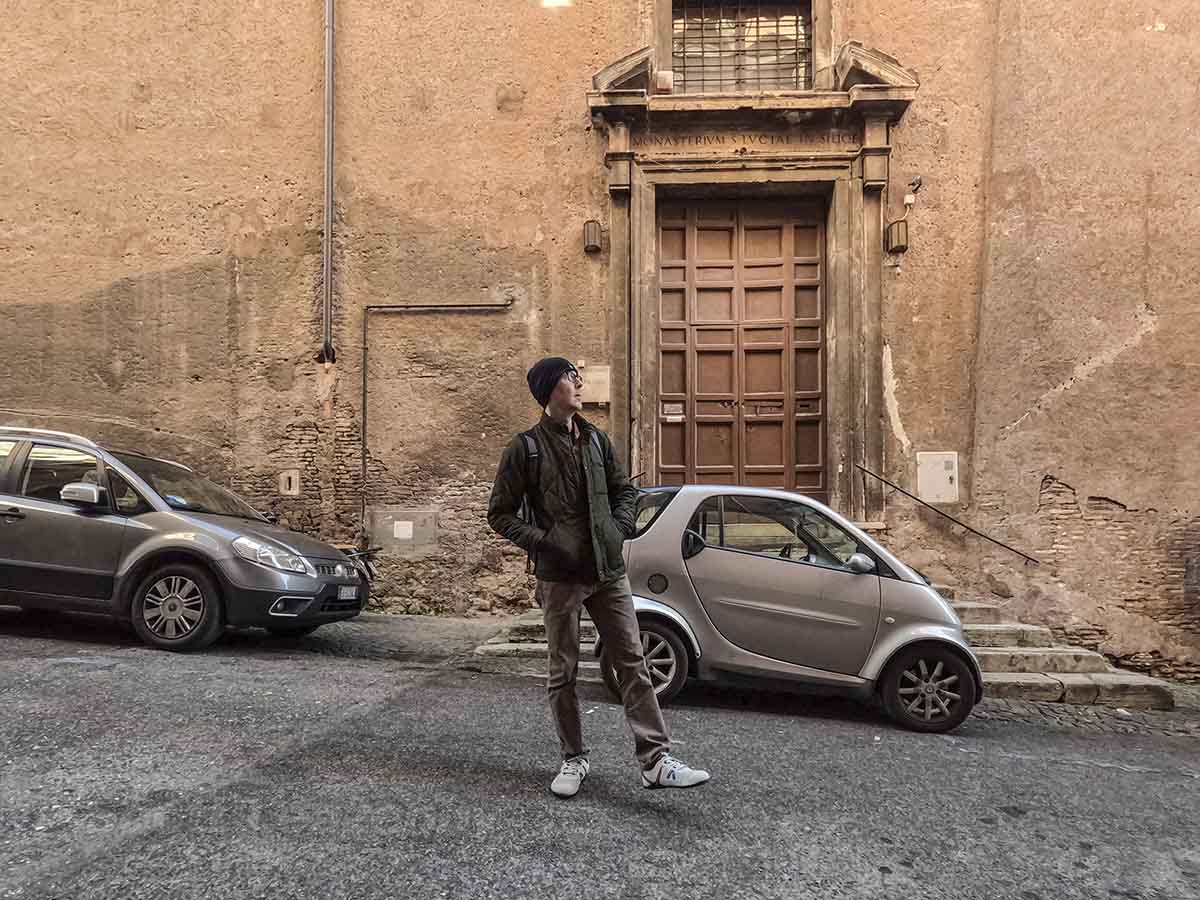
[393,520,414,540]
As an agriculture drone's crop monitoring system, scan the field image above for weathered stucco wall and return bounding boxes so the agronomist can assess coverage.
[332,1,636,613]
[881,1,1200,679]
[1,0,330,513]
[841,0,995,483]
[2,1,1196,674]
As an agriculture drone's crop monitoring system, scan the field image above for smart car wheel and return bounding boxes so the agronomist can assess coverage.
[881,644,976,733]
[131,563,224,651]
[601,620,689,705]
[266,623,323,638]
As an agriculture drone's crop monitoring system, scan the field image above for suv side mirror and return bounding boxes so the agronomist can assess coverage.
[846,553,876,575]
[682,529,706,560]
[60,482,102,507]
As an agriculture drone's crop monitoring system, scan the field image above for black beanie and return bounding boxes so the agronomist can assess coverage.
[527,356,576,408]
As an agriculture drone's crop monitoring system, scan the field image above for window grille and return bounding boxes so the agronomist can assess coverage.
[672,1,812,93]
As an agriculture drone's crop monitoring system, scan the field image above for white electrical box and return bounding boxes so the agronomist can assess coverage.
[916,452,959,504]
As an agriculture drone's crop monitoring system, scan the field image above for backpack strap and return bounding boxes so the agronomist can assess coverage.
[519,430,541,574]
[521,430,540,490]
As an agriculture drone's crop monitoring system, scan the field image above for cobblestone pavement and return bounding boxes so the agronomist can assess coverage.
[4,615,1200,900]
[972,695,1200,738]
[3,606,1198,740]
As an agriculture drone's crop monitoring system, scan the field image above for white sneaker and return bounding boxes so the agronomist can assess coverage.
[551,756,590,798]
[641,753,710,789]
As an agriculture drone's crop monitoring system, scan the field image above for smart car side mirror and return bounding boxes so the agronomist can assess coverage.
[60,482,102,507]
[682,529,706,560]
[846,553,876,575]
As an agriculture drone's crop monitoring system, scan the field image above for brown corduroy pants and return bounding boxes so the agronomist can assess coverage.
[537,576,671,768]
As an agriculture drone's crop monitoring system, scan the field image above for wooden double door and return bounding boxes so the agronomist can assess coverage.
[656,200,828,502]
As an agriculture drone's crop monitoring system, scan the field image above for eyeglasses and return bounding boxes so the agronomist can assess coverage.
[562,370,584,387]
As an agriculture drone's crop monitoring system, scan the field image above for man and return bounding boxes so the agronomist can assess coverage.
[488,356,710,798]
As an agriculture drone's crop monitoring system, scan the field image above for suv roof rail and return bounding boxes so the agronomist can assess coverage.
[0,426,99,448]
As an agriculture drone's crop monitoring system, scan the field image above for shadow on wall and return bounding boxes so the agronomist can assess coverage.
[1,218,323,480]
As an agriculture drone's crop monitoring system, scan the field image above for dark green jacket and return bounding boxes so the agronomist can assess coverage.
[487,414,638,584]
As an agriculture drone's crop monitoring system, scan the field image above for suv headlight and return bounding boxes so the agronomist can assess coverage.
[232,536,317,577]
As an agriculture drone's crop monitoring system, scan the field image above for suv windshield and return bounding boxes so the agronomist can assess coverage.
[114,453,264,521]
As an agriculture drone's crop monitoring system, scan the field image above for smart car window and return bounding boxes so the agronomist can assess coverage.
[687,497,723,545]
[634,488,679,537]
[19,446,102,503]
[792,505,861,565]
[718,496,808,560]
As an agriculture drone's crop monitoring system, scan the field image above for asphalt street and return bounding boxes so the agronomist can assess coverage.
[1,609,1198,900]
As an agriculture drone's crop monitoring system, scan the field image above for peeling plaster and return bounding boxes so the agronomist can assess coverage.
[1001,303,1159,435]
[882,343,911,453]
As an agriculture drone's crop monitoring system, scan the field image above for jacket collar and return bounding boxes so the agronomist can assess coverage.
[539,412,592,437]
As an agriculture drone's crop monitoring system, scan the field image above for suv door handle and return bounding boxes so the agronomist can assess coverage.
[2,507,25,519]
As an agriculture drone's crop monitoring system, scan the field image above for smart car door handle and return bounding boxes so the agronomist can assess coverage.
[1,507,25,519]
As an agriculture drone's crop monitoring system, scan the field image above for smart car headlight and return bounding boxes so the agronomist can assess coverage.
[232,536,317,577]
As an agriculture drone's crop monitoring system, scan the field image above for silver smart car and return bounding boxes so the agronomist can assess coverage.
[596,485,984,733]
[0,427,371,650]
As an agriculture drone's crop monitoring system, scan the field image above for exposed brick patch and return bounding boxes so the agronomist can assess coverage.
[882,478,1199,682]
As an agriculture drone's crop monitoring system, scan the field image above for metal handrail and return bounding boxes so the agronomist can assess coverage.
[856,464,1040,566]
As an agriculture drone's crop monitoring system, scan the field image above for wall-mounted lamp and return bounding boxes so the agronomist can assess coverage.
[885,177,921,255]
[885,218,909,254]
[583,220,603,253]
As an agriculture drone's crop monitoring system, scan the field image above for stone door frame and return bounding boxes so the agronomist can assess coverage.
[607,143,884,522]
[590,41,919,523]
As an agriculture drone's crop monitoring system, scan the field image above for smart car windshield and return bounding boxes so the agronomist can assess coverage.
[114,453,264,521]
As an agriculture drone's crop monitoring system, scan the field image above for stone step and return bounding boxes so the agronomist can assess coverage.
[471,644,1173,709]
[476,640,574,659]
[982,672,1174,710]
[951,602,1007,625]
[963,623,1054,647]
[504,615,595,644]
[466,655,603,682]
[973,646,1109,674]
[495,623,1061,654]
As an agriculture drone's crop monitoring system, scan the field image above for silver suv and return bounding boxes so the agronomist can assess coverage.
[0,427,367,650]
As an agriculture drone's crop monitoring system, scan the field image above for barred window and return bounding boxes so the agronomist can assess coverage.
[672,1,812,93]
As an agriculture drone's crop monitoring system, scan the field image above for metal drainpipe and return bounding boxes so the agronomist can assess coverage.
[318,0,336,365]
[359,301,513,542]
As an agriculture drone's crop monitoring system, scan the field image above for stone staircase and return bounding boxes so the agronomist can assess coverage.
[471,587,1175,710]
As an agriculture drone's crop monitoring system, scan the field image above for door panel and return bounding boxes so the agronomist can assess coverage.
[685,548,880,675]
[657,200,828,500]
[0,445,126,604]
[682,494,880,674]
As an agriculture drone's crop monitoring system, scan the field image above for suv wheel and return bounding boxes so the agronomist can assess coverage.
[881,644,977,733]
[131,563,224,651]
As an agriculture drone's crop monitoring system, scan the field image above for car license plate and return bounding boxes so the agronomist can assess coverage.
[338,585,358,601]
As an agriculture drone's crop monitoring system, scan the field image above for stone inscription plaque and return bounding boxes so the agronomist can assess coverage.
[632,127,861,155]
